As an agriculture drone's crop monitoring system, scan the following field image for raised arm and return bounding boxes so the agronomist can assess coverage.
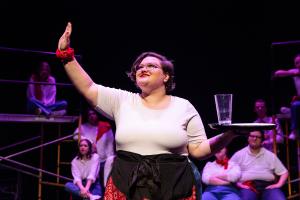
[58,22,98,106]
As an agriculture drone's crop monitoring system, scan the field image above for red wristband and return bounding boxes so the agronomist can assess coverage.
[56,47,75,63]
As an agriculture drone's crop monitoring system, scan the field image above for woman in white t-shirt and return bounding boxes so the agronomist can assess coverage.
[57,22,239,200]
[65,139,102,200]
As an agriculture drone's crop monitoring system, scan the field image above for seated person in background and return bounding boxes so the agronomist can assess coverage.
[202,147,241,200]
[253,99,284,152]
[26,61,67,116]
[231,130,288,200]
[65,138,102,200]
[274,53,300,140]
[74,107,116,188]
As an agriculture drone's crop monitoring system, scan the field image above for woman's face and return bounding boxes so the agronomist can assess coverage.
[39,62,50,81]
[79,140,89,156]
[135,56,169,92]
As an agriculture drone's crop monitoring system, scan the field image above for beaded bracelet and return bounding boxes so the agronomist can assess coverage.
[56,47,75,64]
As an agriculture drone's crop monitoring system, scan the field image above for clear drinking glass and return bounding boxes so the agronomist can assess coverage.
[214,94,233,125]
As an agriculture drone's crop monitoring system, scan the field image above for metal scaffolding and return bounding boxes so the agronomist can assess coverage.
[276,113,300,199]
[0,113,78,200]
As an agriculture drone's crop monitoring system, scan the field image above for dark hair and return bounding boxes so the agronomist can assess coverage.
[255,99,266,104]
[127,52,175,93]
[82,107,100,122]
[76,138,93,160]
[32,61,51,76]
[38,61,51,72]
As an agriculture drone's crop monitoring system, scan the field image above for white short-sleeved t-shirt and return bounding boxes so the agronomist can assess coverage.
[230,146,288,182]
[95,85,207,156]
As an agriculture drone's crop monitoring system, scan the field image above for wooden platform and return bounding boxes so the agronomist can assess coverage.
[0,113,78,123]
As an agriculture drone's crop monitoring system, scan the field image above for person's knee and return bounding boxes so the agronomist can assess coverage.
[291,101,300,108]
[64,182,73,192]
[262,188,285,200]
[202,191,215,200]
[240,189,257,200]
[91,181,103,196]
[64,100,68,106]
[61,100,68,107]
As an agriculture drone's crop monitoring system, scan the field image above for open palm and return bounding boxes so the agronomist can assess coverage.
[58,22,72,50]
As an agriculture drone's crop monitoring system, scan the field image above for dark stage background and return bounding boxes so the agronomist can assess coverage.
[1,1,300,199]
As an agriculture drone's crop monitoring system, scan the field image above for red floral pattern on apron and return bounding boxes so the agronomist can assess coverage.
[104,177,197,200]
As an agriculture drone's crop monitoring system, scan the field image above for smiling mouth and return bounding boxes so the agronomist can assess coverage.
[140,74,150,77]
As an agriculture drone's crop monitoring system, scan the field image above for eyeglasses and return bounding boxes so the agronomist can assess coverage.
[249,135,262,139]
[135,63,161,72]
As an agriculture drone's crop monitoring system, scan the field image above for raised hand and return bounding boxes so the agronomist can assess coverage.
[58,22,72,50]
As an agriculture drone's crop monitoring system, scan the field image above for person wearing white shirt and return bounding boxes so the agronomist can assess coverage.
[73,108,116,188]
[26,61,67,116]
[202,147,241,200]
[231,130,288,200]
[65,139,102,200]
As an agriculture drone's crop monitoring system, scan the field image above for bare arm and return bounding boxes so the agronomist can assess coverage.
[72,162,89,197]
[266,172,289,189]
[84,179,93,192]
[76,181,89,198]
[274,69,299,78]
[188,131,237,159]
[58,22,98,106]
